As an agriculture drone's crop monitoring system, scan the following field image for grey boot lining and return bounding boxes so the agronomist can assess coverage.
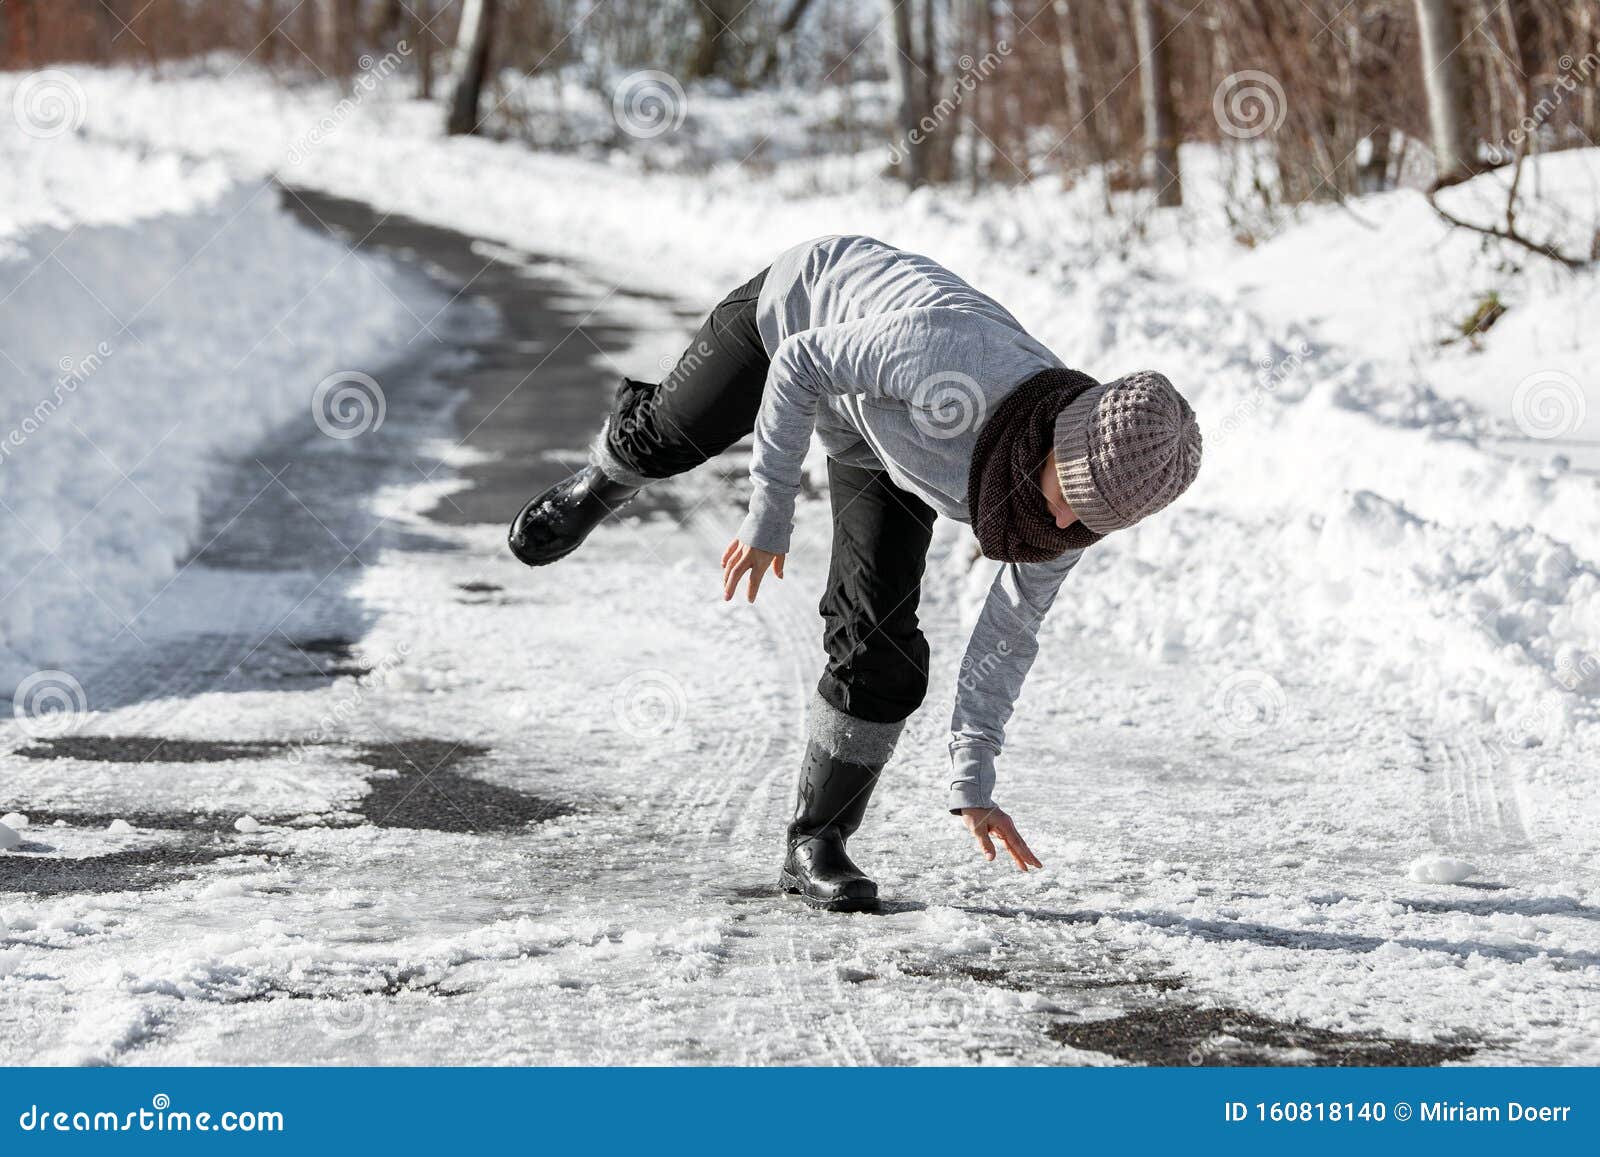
[588,418,653,489]
[808,692,905,767]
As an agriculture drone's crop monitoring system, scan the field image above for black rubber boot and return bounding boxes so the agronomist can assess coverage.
[779,741,882,913]
[507,464,640,567]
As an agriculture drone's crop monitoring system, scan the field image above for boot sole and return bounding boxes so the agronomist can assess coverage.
[508,537,581,567]
[778,870,880,913]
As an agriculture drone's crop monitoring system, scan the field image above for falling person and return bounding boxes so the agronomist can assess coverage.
[509,235,1202,911]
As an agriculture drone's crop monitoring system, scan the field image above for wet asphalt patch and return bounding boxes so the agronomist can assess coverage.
[349,739,574,833]
[0,844,283,897]
[897,957,1185,995]
[9,735,575,843]
[1047,1006,1476,1067]
[16,736,291,763]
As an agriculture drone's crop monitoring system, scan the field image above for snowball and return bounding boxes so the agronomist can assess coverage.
[106,819,134,835]
[0,823,20,852]
[1,813,28,829]
[1408,856,1479,884]
[234,815,262,833]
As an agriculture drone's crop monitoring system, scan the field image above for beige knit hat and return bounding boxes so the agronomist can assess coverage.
[1053,370,1201,535]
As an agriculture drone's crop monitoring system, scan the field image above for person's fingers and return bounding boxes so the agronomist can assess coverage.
[723,559,748,602]
[722,540,738,567]
[746,560,766,602]
[974,825,996,862]
[994,825,1031,871]
[774,555,785,580]
[996,817,1042,870]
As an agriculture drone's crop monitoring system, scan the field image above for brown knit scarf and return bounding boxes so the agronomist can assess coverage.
[967,368,1106,563]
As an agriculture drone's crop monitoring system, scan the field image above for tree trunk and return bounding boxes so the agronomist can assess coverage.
[753,0,814,82]
[445,0,497,136]
[883,0,926,186]
[919,0,953,182]
[1051,0,1103,165]
[315,0,357,76]
[414,0,435,99]
[689,0,740,80]
[1133,0,1181,206]
[1412,0,1474,186]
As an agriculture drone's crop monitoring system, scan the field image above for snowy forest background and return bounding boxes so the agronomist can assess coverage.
[9,0,1600,221]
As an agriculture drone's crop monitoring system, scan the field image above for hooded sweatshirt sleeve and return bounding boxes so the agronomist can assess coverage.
[738,307,996,555]
[948,549,1083,812]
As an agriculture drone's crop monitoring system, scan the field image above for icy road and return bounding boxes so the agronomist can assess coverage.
[1,190,1595,1066]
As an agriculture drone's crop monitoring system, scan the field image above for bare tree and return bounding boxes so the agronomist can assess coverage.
[446,0,498,136]
[689,0,741,80]
[753,0,815,82]
[1133,0,1181,206]
[1412,0,1474,186]
[1051,0,1104,166]
[314,0,358,76]
[413,0,437,99]
[883,0,927,186]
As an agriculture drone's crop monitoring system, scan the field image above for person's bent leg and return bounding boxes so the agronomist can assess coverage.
[509,268,769,566]
[781,460,937,911]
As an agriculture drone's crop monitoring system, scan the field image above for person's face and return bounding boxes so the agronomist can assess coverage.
[1039,451,1077,529]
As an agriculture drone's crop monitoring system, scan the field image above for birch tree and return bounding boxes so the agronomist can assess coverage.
[1133,0,1181,206]
[1412,0,1474,185]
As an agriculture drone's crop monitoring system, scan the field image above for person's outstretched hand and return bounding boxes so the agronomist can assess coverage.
[721,538,785,603]
[959,806,1044,871]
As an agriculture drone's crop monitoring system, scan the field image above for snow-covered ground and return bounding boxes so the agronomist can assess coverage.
[1,64,1596,1065]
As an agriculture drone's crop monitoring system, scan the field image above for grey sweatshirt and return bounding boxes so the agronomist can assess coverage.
[741,235,1085,812]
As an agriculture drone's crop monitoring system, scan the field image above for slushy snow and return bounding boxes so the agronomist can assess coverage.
[0,61,1594,1066]
[1408,856,1481,885]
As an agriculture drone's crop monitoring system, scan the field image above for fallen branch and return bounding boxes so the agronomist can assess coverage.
[1426,191,1591,271]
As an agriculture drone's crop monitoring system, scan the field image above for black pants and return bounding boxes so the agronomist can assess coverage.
[606,270,936,726]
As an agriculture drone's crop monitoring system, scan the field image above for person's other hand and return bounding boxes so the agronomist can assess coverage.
[959,806,1044,871]
[721,538,785,603]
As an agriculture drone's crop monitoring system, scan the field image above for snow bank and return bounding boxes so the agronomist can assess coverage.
[0,113,419,695]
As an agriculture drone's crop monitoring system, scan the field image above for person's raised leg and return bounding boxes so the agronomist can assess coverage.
[781,460,937,911]
[508,267,770,566]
